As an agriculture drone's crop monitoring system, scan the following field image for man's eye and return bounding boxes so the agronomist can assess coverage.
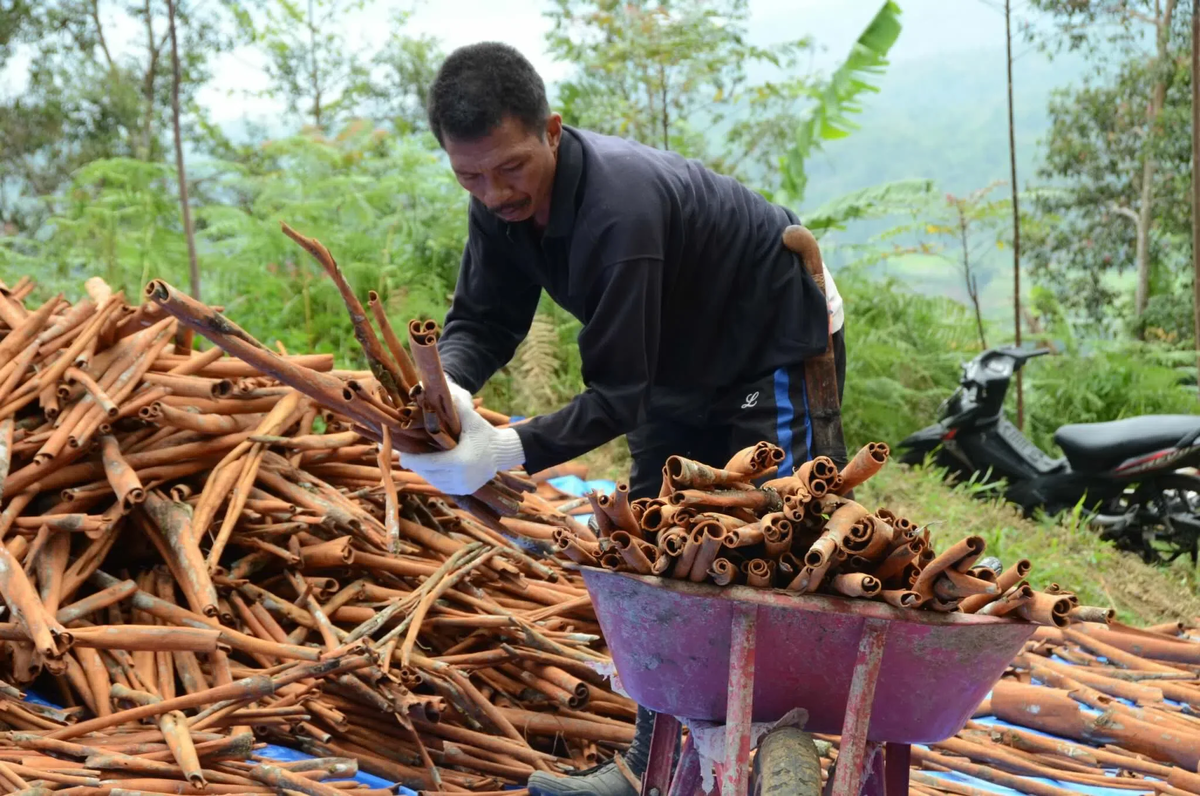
[502,162,522,173]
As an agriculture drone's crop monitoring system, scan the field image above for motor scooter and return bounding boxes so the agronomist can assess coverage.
[898,347,1200,564]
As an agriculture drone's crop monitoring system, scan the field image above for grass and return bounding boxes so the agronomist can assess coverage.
[858,463,1200,626]
[575,440,1200,625]
[576,437,633,482]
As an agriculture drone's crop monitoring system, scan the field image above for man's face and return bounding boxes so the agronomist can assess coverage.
[444,114,562,227]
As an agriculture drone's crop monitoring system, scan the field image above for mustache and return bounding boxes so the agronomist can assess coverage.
[487,198,530,216]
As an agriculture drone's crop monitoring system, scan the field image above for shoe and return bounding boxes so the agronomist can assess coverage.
[527,706,656,796]
[974,556,1004,575]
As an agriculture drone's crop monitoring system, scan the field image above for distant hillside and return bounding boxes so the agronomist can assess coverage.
[807,46,1086,204]
[806,46,1089,316]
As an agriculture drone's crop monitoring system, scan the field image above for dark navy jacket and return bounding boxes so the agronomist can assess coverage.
[437,126,828,473]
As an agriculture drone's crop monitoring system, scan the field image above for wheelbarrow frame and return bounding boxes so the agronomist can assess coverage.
[577,567,1037,796]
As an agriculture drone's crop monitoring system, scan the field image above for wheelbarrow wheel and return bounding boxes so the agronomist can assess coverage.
[751,726,822,796]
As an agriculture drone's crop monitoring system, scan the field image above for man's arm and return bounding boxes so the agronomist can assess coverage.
[437,213,541,394]
[511,258,663,474]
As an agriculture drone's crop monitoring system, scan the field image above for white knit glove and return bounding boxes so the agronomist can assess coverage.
[402,381,525,495]
[445,379,473,412]
[822,260,844,334]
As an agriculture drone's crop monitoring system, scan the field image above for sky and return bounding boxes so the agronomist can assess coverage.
[62,0,1031,131]
[0,0,1052,150]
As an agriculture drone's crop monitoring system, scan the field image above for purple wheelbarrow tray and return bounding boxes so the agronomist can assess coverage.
[578,567,1037,796]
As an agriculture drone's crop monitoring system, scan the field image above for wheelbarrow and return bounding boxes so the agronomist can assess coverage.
[578,567,1037,796]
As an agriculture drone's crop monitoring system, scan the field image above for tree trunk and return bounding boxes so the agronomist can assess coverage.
[140,0,160,160]
[89,0,116,71]
[959,209,988,350]
[308,0,321,128]
[1193,0,1199,399]
[1005,0,1024,428]
[1134,0,1179,319]
[167,0,201,302]
[659,63,669,150]
[1134,157,1157,318]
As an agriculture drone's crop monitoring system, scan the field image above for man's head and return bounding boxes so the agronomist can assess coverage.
[427,42,562,226]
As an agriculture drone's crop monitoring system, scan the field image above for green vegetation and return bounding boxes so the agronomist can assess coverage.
[2,128,468,364]
[838,271,1198,456]
[859,462,1200,625]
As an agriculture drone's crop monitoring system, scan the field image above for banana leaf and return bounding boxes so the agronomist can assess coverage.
[778,1,903,207]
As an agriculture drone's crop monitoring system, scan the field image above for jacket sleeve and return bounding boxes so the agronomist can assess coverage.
[436,213,541,394]
[513,257,663,474]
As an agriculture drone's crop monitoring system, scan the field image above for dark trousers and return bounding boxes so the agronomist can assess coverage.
[627,327,847,501]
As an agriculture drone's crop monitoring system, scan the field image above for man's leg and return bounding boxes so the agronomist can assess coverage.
[626,420,731,500]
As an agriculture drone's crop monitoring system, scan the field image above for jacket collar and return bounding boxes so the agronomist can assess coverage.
[541,126,584,239]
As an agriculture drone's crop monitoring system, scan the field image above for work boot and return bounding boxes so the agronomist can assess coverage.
[974,556,1004,576]
[527,705,656,796]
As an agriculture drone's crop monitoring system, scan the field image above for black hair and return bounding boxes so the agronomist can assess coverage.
[426,42,550,146]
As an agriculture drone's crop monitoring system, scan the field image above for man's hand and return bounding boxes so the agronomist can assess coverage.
[446,379,473,410]
[402,382,525,494]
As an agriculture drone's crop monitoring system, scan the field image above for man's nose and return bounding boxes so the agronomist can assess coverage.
[481,176,514,207]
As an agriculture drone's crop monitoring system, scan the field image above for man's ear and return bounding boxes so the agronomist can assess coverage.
[546,113,563,152]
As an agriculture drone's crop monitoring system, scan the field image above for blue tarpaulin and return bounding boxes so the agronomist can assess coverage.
[546,475,618,528]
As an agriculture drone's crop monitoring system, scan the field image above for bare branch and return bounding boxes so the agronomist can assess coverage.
[167,0,201,300]
[89,0,116,71]
[1109,203,1141,224]
[1114,1,1162,26]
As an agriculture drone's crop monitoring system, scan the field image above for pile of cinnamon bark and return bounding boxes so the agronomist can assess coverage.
[559,441,1104,624]
[0,269,636,794]
[2,216,1196,796]
[830,618,1200,796]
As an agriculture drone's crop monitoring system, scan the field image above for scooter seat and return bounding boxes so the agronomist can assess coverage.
[1054,415,1200,472]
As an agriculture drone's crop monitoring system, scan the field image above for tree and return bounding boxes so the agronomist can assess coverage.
[364,15,443,136]
[257,0,372,130]
[545,0,814,191]
[167,0,200,301]
[0,0,249,232]
[774,1,938,246]
[1005,0,1025,428]
[3,125,466,362]
[926,184,1016,350]
[1025,0,1186,321]
[1025,53,1193,333]
[1194,0,1200,398]
[870,183,1013,351]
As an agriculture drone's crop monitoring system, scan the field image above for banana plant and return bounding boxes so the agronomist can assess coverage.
[775,1,915,235]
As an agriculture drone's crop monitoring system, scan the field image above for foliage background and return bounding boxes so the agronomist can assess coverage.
[0,0,1197,465]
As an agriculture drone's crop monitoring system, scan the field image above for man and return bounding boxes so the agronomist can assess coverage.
[402,42,846,796]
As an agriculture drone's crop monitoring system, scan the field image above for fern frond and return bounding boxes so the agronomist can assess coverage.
[514,313,561,414]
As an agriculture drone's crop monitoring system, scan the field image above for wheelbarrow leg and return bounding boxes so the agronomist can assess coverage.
[666,736,700,796]
[721,602,757,796]
[884,743,910,796]
[830,618,888,796]
[642,713,681,796]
